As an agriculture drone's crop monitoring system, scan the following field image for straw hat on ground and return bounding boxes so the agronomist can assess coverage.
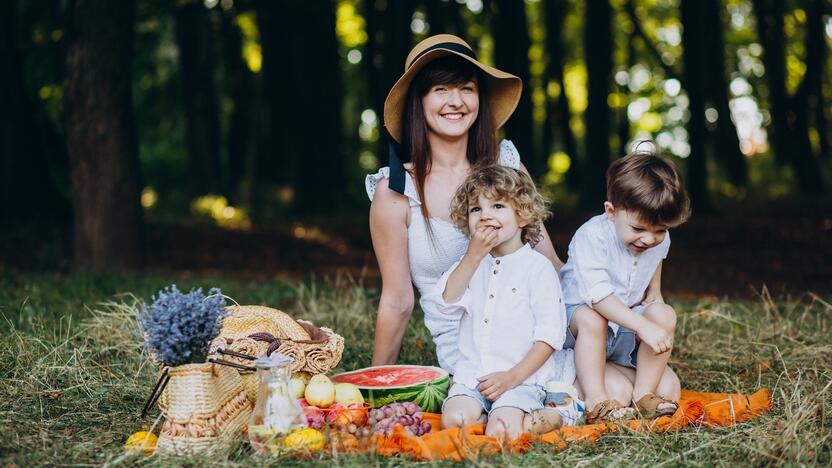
[383,34,522,143]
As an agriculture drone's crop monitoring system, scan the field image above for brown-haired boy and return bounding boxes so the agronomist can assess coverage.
[559,151,691,423]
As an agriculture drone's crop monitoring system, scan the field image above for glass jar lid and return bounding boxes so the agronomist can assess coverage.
[253,352,294,369]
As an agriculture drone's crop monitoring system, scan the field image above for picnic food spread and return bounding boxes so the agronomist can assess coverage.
[330,365,450,413]
[131,286,772,460]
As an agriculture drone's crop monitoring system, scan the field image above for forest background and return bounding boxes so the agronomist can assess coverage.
[2,0,831,296]
[2,1,831,464]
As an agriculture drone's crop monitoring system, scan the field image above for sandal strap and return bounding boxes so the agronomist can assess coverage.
[586,399,634,423]
[633,393,679,419]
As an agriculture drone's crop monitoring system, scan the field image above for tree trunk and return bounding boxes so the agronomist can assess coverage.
[219,7,255,204]
[703,0,747,187]
[257,0,294,186]
[424,0,465,39]
[680,0,709,211]
[285,1,343,213]
[64,0,142,270]
[582,0,613,206]
[753,0,825,194]
[492,0,537,176]
[0,8,69,226]
[175,0,222,196]
[618,27,635,158]
[542,0,579,188]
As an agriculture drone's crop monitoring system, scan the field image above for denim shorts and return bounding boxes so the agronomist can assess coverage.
[442,382,546,415]
[562,302,655,368]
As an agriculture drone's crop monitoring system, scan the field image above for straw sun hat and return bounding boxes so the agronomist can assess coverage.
[383,34,522,143]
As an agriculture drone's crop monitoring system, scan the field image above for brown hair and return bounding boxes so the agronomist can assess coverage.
[606,150,691,226]
[450,165,550,246]
[402,55,498,226]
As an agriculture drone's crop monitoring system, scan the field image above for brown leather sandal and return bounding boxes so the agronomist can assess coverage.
[632,393,679,419]
[585,399,637,424]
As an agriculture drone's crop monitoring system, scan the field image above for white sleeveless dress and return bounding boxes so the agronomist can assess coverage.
[365,140,522,373]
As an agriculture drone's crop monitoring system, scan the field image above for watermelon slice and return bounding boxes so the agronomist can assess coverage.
[330,365,450,413]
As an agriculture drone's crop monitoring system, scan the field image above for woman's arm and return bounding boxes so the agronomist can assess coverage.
[518,162,565,271]
[369,177,415,366]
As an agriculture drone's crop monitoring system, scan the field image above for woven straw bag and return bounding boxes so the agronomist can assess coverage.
[207,305,344,399]
[154,362,252,455]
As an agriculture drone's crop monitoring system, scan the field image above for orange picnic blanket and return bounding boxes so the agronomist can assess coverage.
[329,388,772,461]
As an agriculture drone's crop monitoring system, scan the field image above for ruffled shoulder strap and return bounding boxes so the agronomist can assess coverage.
[497,139,521,170]
[365,167,421,206]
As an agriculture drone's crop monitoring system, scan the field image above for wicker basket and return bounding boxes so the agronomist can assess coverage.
[154,362,253,455]
[207,305,344,400]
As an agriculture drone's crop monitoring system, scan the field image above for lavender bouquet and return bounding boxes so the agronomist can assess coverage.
[138,285,227,366]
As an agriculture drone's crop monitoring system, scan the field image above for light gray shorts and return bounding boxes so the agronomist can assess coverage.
[563,302,657,368]
[442,382,546,415]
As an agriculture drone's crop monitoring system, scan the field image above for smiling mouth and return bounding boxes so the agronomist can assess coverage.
[441,113,464,121]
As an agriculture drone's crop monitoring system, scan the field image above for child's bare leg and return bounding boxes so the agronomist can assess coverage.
[656,366,681,400]
[632,303,678,411]
[615,364,679,413]
[523,408,562,435]
[485,407,525,440]
[574,364,634,404]
[440,396,486,429]
[571,306,609,408]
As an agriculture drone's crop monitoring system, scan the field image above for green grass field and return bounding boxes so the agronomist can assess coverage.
[1,272,829,466]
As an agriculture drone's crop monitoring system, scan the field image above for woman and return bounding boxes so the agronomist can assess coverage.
[365,35,563,372]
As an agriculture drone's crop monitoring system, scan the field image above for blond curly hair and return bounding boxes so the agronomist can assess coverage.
[450,165,550,246]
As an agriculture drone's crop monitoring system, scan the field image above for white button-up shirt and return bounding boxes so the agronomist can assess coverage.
[422,244,567,390]
[560,214,670,333]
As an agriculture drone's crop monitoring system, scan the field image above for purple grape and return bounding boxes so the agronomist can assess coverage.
[413,411,424,421]
[383,406,395,418]
[421,421,431,433]
[404,402,418,415]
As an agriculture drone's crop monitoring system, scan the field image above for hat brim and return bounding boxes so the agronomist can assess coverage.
[383,48,522,144]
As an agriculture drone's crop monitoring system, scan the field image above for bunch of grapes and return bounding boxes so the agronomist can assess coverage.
[368,402,431,437]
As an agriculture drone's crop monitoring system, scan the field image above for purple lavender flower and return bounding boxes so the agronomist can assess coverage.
[138,285,227,366]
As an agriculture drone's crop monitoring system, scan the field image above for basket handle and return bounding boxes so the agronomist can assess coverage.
[140,367,170,419]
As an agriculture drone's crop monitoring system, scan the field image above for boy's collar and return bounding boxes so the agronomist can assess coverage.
[487,243,532,262]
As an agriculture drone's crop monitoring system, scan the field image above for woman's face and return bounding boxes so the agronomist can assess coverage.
[420,81,479,141]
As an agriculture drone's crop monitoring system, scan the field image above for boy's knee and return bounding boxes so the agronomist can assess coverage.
[573,307,608,337]
[645,303,676,330]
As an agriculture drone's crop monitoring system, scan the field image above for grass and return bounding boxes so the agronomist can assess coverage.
[0,272,829,466]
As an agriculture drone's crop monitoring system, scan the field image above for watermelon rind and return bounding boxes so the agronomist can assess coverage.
[330,365,450,413]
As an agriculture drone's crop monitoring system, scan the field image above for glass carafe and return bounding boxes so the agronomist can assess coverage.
[248,353,307,455]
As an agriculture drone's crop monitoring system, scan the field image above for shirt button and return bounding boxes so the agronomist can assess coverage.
[512,288,517,293]
[484,318,489,323]
[493,270,498,275]
[489,294,494,299]
[495,259,501,265]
